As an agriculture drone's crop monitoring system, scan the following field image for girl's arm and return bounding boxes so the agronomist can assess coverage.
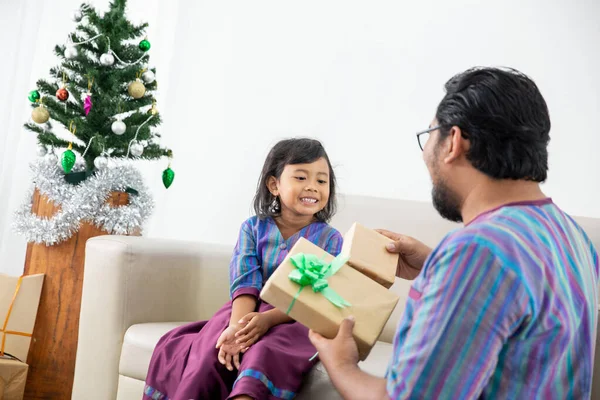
[228,220,262,317]
[263,308,293,326]
[230,294,257,328]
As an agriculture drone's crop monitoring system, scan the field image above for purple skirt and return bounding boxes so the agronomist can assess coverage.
[143,301,318,400]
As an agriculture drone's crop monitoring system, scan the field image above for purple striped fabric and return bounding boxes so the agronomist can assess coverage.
[387,199,599,399]
[229,216,343,299]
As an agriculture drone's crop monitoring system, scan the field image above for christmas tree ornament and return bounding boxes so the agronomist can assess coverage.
[128,79,146,99]
[62,143,76,173]
[162,166,174,189]
[139,38,151,52]
[162,151,174,188]
[147,100,158,115]
[45,152,58,164]
[56,88,69,102]
[100,52,115,66]
[84,94,92,115]
[32,105,50,124]
[84,77,94,116]
[64,45,78,59]
[36,145,48,157]
[141,70,155,84]
[72,9,83,22]
[130,142,144,157]
[28,90,40,103]
[111,120,126,135]
[93,155,108,169]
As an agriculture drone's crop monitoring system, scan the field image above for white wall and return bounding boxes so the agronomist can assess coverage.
[1,0,599,275]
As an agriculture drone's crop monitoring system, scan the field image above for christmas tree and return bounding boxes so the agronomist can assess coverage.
[14,0,174,246]
[25,0,174,188]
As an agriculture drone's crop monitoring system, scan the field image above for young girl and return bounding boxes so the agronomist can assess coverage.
[144,138,343,400]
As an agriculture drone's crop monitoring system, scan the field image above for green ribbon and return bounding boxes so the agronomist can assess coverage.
[285,252,352,315]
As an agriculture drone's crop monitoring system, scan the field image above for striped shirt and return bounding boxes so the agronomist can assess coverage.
[387,199,599,399]
[229,216,343,300]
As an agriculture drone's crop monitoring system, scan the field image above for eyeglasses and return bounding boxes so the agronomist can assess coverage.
[416,125,440,151]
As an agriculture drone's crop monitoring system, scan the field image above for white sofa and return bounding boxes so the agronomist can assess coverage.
[72,195,600,399]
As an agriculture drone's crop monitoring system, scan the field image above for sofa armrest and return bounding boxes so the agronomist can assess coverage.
[73,235,232,400]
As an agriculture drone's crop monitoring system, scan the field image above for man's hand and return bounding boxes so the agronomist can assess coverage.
[234,312,273,350]
[216,325,245,371]
[377,229,432,280]
[309,317,389,400]
[308,317,359,372]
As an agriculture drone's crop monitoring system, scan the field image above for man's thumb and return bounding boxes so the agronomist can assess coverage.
[338,316,355,338]
[386,240,402,253]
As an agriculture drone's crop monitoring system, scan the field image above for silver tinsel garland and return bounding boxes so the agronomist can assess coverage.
[13,156,154,246]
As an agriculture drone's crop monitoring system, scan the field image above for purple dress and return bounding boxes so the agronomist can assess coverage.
[143,217,343,400]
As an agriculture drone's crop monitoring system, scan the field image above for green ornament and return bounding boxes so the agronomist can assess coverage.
[162,167,175,188]
[28,90,40,103]
[139,39,151,52]
[62,146,76,173]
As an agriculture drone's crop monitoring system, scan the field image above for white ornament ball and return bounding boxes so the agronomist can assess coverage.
[94,156,109,169]
[141,70,155,84]
[130,143,144,157]
[100,53,115,66]
[36,146,48,157]
[45,153,58,163]
[65,46,78,59]
[111,120,127,135]
[72,10,83,22]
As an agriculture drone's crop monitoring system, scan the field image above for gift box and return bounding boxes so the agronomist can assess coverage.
[340,222,398,288]
[0,274,44,362]
[0,357,28,400]
[260,238,399,360]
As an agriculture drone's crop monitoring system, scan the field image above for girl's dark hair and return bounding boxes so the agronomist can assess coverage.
[253,138,337,222]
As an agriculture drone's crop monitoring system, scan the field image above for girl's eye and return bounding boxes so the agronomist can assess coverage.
[295,176,306,181]
[318,180,327,184]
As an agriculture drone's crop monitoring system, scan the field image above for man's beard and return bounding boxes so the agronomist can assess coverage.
[432,179,463,223]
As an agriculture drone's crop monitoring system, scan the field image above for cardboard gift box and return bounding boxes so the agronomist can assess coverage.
[340,222,398,288]
[0,274,44,362]
[0,357,28,400]
[260,238,399,360]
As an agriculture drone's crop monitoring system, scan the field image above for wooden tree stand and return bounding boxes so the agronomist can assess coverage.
[23,188,136,399]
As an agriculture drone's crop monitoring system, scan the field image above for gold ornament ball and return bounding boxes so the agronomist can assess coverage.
[147,105,159,115]
[32,106,50,124]
[128,80,146,99]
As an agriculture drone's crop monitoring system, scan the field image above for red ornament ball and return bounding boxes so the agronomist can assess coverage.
[56,88,69,102]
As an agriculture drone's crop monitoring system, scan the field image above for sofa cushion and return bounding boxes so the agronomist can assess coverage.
[120,322,393,396]
[119,322,188,381]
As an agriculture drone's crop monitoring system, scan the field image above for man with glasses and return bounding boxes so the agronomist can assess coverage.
[309,67,599,399]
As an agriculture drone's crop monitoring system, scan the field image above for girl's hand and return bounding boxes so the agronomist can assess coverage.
[235,312,273,349]
[216,325,245,371]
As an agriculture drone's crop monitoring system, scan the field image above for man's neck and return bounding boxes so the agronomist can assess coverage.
[460,178,547,225]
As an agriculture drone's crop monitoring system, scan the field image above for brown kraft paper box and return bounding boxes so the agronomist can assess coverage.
[340,222,398,288]
[0,274,45,363]
[260,237,399,361]
[0,357,28,400]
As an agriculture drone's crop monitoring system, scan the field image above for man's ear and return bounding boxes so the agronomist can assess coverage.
[267,176,278,196]
[444,126,468,164]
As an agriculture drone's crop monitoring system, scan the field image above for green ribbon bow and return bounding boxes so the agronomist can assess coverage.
[285,252,352,315]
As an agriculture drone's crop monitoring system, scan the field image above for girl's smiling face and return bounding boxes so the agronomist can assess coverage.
[268,157,330,220]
